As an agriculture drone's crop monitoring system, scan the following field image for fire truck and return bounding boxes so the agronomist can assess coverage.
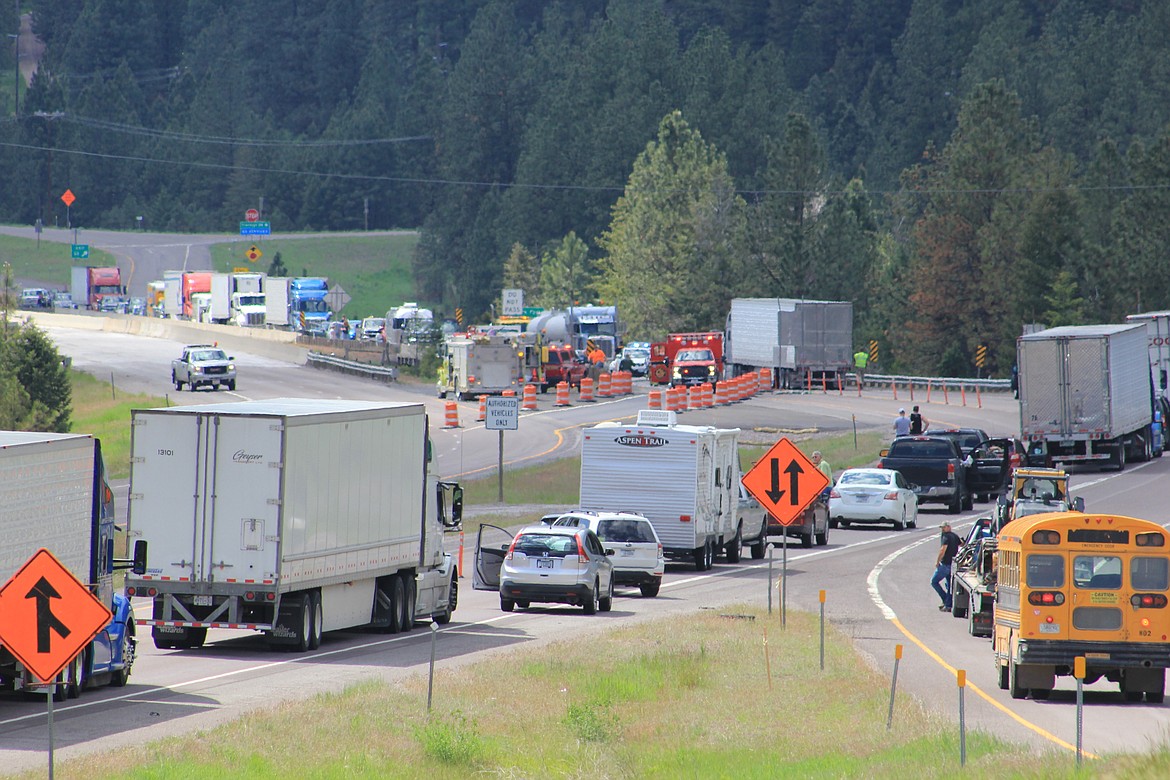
[648,332,724,387]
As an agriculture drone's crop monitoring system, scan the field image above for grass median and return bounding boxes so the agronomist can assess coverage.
[37,605,1155,779]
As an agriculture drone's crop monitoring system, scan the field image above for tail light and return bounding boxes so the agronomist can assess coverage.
[1131,594,1168,608]
[830,489,841,499]
[504,537,519,561]
[885,492,899,500]
[1028,591,1065,606]
[575,535,590,561]
[657,542,663,558]
[947,463,956,480]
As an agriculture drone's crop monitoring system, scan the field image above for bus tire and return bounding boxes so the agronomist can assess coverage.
[1009,662,1028,700]
[997,663,1009,690]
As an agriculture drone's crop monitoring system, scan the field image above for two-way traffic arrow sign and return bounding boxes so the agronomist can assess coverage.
[741,438,830,527]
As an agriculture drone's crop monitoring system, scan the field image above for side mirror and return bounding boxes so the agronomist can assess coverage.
[1072,496,1085,512]
[132,540,148,575]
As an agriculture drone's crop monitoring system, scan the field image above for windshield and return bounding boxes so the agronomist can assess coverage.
[236,295,265,306]
[677,349,713,362]
[192,350,227,362]
[597,519,656,543]
[514,533,579,557]
[839,472,892,487]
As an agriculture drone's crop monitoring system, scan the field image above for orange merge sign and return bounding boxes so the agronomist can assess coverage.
[0,549,112,684]
[741,438,830,527]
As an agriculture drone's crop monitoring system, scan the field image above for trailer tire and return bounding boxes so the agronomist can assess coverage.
[1114,441,1127,471]
[693,544,707,571]
[724,526,742,563]
[308,591,323,650]
[750,537,767,560]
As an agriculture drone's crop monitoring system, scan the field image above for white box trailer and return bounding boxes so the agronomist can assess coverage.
[124,399,463,652]
[580,410,742,570]
[1019,324,1156,469]
[163,277,182,318]
[437,335,523,400]
[265,277,291,327]
[1125,311,1170,404]
[725,298,853,388]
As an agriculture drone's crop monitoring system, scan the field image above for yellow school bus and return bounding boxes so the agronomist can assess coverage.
[993,512,1170,702]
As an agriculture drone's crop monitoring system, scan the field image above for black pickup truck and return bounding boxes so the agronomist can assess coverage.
[879,436,972,514]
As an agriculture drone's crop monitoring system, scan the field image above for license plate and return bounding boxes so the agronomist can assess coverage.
[620,549,635,557]
[537,558,554,569]
[1039,623,1061,634]
[193,595,213,606]
[854,494,871,503]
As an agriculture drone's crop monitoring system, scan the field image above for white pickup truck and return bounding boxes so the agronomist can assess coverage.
[171,344,237,391]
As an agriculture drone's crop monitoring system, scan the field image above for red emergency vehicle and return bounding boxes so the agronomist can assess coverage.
[649,332,724,387]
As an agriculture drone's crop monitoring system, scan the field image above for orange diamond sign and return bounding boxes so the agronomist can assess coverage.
[0,549,112,684]
[742,438,830,527]
[60,189,76,207]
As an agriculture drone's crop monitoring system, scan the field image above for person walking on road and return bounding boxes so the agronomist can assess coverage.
[932,522,962,611]
[853,349,868,388]
[909,405,928,435]
[893,408,911,437]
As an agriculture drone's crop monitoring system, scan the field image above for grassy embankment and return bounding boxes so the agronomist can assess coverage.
[209,233,423,323]
[0,233,117,287]
[30,604,1168,779]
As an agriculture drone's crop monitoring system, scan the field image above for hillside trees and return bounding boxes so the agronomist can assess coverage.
[597,110,742,339]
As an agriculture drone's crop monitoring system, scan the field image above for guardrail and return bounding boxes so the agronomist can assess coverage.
[864,373,1012,391]
[306,352,398,382]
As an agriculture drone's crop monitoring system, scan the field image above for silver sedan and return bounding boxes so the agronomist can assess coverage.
[829,468,919,530]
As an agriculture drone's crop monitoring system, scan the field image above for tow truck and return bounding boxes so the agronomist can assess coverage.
[949,468,1083,636]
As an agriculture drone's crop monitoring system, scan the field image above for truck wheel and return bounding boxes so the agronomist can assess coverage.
[724,526,742,563]
[387,578,405,633]
[308,591,323,650]
[65,655,83,699]
[948,492,962,514]
[189,381,198,392]
[292,596,312,652]
[400,574,415,632]
[110,622,135,687]
[962,490,973,511]
[815,526,828,546]
[435,573,457,624]
[172,372,182,391]
[227,380,236,392]
[750,537,767,560]
[1114,441,1127,471]
[800,530,813,548]
[640,582,661,597]
[829,518,839,529]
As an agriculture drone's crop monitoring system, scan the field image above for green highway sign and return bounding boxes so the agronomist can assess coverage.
[71,244,89,260]
[522,307,544,317]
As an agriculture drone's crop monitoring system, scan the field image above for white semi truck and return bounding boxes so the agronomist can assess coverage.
[0,433,145,698]
[725,298,854,389]
[210,272,266,326]
[579,410,765,570]
[124,399,463,651]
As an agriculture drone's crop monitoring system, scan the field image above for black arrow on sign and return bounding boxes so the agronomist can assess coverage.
[765,458,785,503]
[783,460,804,505]
[25,576,71,653]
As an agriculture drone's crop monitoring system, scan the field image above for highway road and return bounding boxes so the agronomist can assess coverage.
[0,321,1167,773]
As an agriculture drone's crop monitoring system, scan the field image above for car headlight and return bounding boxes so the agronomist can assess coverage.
[707,366,715,375]
[193,366,204,373]
[672,368,681,378]
[227,363,235,371]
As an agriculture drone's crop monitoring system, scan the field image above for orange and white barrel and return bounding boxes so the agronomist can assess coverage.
[580,377,595,402]
[477,395,486,422]
[759,367,772,392]
[555,381,571,406]
[443,401,460,428]
[648,389,663,410]
[598,372,612,398]
[522,384,537,410]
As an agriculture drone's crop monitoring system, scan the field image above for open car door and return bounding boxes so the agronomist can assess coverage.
[968,438,1013,501]
[473,523,514,591]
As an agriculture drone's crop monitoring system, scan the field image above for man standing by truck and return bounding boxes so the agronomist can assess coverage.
[932,522,961,611]
[853,348,869,388]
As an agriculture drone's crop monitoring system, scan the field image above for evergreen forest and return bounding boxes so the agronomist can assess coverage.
[5,0,1170,375]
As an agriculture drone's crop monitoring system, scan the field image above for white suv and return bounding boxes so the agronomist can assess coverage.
[553,511,664,597]
[486,524,615,614]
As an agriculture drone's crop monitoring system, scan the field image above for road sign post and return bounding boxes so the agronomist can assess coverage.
[742,438,829,627]
[485,397,519,502]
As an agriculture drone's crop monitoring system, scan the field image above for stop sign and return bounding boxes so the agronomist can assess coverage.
[245,208,260,222]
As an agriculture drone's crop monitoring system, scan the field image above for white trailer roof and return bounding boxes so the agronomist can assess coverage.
[140,398,424,418]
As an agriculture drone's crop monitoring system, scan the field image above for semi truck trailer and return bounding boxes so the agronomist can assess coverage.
[725,298,853,389]
[124,398,463,652]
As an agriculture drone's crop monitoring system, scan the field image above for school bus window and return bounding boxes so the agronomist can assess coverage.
[1132,557,1170,591]
[1068,528,1129,544]
[1073,555,1121,589]
[1026,554,1064,588]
